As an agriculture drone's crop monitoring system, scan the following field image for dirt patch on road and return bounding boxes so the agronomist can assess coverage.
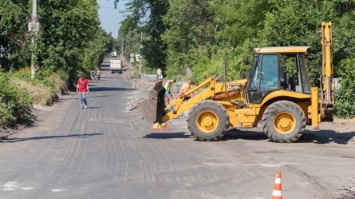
[335,189,355,199]
[124,69,158,114]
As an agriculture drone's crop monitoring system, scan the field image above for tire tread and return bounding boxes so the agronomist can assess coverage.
[187,100,229,141]
[262,100,306,143]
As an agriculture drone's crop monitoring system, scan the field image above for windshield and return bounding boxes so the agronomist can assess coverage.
[298,54,311,94]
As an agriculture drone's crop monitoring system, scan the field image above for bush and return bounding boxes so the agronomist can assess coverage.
[0,67,68,127]
[0,72,32,127]
[129,66,142,79]
[10,68,66,105]
[11,78,52,105]
[335,88,355,118]
[334,59,355,119]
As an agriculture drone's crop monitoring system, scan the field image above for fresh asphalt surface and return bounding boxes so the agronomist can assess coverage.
[0,69,354,199]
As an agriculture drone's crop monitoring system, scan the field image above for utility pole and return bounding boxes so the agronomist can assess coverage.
[30,0,39,80]
[139,32,143,74]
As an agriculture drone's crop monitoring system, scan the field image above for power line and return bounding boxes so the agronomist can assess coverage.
[99,5,117,10]
[99,5,130,14]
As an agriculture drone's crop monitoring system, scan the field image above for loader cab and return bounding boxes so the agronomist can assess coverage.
[247,47,311,104]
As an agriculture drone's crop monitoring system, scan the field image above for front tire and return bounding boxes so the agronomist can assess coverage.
[262,100,306,143]
[187,100,229,141]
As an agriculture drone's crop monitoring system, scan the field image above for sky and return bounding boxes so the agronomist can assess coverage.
[97,0,127,38]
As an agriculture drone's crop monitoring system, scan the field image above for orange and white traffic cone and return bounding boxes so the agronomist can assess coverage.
[272,171,282,199]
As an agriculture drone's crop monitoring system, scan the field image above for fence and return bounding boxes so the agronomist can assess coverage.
[140,74,158,82]
[140,74,191,96]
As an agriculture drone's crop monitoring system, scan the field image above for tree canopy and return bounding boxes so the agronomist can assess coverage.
[117,0,355,118]
[0,0,115,82]
[1,0,354,118]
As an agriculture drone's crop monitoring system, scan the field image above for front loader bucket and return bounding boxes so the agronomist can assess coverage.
[136,81,166,124]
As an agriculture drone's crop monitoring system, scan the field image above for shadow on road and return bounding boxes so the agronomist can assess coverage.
[222,129,355,144]
[57,97,77,101]
[0,133,103,143]
[87,95,114,98]
[91,87,136,92]
[299,130,355,144]
[84,107,100,109]
[144,132,192,139]
[99,67,110,71]
[222,130,267,141]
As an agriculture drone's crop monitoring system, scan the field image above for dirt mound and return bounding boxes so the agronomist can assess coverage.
[125,69,161,122]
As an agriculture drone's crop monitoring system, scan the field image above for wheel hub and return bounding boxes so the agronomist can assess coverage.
[197,111,219,133]
[279,118,291,128]
[202,116,213,127]
[274,112,296,134]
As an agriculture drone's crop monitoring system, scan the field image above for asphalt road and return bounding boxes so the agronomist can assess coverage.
[0,69,354,199]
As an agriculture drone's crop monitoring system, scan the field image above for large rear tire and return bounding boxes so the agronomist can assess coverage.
[262,100,306,143]
[187,100,229,141]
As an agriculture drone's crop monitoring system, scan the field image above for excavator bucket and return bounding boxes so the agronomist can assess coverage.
[135,80,167,129]
[151,122,170,130]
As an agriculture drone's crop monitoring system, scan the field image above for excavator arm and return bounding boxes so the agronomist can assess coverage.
[311,22,335,129]
[162,77,217,122]
[142,76,235,129]
[320,22,334,121]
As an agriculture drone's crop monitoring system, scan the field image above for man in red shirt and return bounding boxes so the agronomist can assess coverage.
[77,74,89,109]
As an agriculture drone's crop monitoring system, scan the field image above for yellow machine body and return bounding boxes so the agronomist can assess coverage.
[149,22,333,143]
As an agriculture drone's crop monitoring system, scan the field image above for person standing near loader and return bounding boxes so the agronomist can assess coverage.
[164,79,176,105]
[77,74,89,109]
[179,79,192,100]
[157,68,163,80]
[91,70,99,81]
[97,69,101,80]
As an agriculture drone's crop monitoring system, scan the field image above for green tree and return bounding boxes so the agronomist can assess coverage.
[259,0,341,85]
[36,0,101,82]
[212,0,270,47]
[83,28,115,72]
[335,58,355,118]
[118,16,142,59]
[332,9,355,118]
[0,0,30,70]
[116,0,170,73]
[117,0,355,118]
[162,0,216,80]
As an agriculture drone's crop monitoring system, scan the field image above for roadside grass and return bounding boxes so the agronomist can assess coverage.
[12,78,53,105]
[0,68,66,128]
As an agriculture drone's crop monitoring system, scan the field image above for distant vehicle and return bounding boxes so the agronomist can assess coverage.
[110,59,122,74]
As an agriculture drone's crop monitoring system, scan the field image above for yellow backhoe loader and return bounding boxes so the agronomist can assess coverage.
[142,22,334,143]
